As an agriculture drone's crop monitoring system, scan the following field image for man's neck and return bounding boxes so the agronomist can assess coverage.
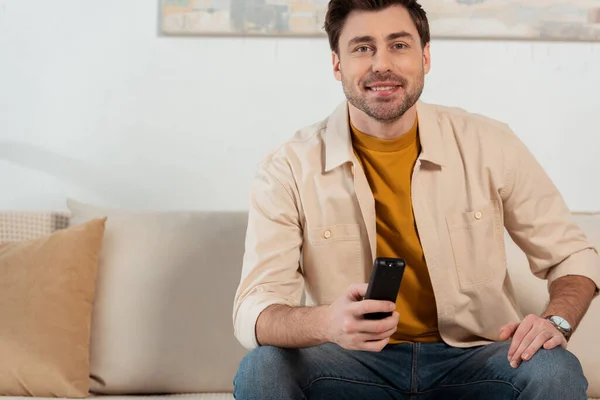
[349,103,418,140]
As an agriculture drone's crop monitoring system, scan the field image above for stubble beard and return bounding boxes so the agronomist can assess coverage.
[342,68,425,124]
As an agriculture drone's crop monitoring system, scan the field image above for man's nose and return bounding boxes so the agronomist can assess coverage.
[372,49,393,73]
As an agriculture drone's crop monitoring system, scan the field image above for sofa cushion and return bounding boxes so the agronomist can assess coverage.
[506,212,600,398]
[0,217,106,397]
[67,199,248,395]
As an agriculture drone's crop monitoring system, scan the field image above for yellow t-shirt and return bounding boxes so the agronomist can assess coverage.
[351,117,442,343]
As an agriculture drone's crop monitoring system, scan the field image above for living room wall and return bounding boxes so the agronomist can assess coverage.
[0,0,598,211]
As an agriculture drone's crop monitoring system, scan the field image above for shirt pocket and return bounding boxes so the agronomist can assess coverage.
[307,224,362,245]
[446,200,505,290]
[304,224,363,303]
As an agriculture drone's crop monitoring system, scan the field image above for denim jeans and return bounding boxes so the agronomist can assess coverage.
[233,341,587,399]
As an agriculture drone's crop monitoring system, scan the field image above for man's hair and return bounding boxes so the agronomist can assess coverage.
[324,0,430,53]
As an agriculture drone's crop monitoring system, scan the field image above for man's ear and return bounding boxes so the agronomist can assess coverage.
[332,51,342,81]
[423,43,431,75]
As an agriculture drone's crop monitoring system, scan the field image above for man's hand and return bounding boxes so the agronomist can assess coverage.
[326,283,399,352]
[500,314,567,368]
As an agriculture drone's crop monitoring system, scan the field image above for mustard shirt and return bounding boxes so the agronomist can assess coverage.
[352,117,442,343]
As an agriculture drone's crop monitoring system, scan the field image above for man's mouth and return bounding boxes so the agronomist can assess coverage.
[366,81,403,90]
[364,82,403,97]
[369,86,399,91]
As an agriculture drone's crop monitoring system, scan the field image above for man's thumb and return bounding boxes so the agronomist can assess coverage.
[346,283,368,301]
[499,322,519,340]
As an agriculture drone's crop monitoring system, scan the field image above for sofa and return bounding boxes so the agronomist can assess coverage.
[0,199,598,400]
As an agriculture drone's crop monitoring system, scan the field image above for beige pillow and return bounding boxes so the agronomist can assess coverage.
[66,199,248,395]
[506,212,600,398]
[0,217,106,398]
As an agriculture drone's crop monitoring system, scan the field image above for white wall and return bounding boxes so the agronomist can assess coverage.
[0,0,598,211]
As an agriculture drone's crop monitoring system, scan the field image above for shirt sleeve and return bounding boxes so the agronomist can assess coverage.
[501,128,600,295]
[232,156,305,350]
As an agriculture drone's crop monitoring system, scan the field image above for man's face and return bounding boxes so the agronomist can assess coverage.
[333,5,431,123]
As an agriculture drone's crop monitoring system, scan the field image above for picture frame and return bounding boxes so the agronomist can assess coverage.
[159,0,600,42]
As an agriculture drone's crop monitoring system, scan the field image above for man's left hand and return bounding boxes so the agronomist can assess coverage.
[499,314,567,369]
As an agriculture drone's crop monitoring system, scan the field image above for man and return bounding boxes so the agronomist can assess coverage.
[232,0,600,399]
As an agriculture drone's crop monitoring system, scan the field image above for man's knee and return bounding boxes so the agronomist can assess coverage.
[234,346,286,387]
[521,347,588,396]
[234,346,298,399]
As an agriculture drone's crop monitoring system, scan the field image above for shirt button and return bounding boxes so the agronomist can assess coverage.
[323,230,332,239]
[474,211,483,220]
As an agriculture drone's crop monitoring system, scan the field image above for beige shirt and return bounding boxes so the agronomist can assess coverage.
[233,101,600,350]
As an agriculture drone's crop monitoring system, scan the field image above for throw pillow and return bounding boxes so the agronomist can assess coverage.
[0,217,106,398]
[66,199,248,395]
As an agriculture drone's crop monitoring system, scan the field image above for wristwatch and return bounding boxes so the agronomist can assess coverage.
[545,315,573,341]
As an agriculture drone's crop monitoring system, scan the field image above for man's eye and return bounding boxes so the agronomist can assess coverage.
[393,43,407,50]
[356,46,371,52]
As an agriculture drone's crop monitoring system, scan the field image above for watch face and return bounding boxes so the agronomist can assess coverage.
[551,316,571,330]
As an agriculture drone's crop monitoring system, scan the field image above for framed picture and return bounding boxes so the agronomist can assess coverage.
[420,0,600,41]
[160,0,329,36]
[160,0,600,41]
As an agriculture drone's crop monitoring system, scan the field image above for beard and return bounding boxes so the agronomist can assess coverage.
[342,68,424,124]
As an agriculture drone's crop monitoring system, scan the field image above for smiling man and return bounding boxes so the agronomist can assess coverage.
[232,1,600,399]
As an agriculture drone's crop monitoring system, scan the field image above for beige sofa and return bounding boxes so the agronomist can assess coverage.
[0,201,599,400]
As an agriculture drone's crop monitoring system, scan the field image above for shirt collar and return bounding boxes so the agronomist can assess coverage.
[324,100,446,172]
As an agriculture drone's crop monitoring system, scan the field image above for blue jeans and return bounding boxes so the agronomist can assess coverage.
[233,341,587,399]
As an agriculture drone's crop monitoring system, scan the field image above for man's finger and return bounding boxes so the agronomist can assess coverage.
[499,322,519,341]
[356,312,399,334]
[510,327,540,368]
[347,283,369,301]
[358,325,398,342]
[507,317,534,360]
[543,335,566,350]
[360,337,390,352]
[520,330,554,361]
[350,299,396,317]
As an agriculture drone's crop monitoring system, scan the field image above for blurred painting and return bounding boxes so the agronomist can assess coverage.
[421,0,600,41]
[160,0,600,41]
[161,0,329,36]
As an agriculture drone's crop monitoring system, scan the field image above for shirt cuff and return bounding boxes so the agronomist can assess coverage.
[546,248,600,295]
[233,294,295,350]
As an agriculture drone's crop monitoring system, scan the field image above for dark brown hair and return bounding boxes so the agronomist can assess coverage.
[324,0,430,53]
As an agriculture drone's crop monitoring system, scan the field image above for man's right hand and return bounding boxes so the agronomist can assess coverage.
[325,283,399,352]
